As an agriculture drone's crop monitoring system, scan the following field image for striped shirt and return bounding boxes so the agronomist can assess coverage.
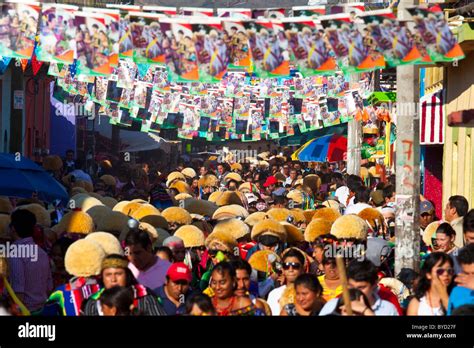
[7,237,53,312]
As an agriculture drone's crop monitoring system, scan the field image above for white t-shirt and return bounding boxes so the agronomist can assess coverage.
[344,203,372,215]
[267,285,287,316]
[335,186,350,207]
[128,258,171,294]
[319,293,399,316]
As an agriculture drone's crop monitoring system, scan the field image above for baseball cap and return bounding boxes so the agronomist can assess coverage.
[420,201,434,215]
[263,176,278,187]
[245,193,258,205]
[166,262,192,283]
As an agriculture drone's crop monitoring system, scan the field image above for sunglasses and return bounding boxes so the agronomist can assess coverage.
[436,268,454,276]
[282,262,302,270]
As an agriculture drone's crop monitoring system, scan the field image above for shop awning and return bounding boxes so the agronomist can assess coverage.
[291,134,347,162]
[420,89,445,145]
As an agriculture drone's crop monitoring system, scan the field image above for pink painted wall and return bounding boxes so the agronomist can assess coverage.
[424,145,443,220]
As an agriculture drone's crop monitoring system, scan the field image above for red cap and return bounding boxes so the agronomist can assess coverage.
[263,176,278,188]
[166,262,192,283]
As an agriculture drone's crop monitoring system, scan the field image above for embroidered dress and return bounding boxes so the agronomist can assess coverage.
[42,277,100,316]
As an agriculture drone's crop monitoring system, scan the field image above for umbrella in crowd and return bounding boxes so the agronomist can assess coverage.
[0,153,69,204]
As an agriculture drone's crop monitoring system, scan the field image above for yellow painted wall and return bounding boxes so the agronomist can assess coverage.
[443,51,474,215]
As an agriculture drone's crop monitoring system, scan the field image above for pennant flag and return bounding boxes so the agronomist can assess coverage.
[0,57,12,75]
[137,63,150,79]
[69,60,78,79]
[31,54,43,76]
[20,59,29,73]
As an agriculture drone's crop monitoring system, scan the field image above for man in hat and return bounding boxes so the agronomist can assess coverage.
[82,254,167,315]
[155,262,194,315]
[419,200,435,235]
[163,236,186,263]
[41,239,103,316]
[262,176,278,201]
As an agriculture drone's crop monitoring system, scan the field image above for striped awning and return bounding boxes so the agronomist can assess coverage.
[420,90,445,145]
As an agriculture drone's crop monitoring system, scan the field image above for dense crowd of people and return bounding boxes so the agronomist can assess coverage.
[0,147,473,317]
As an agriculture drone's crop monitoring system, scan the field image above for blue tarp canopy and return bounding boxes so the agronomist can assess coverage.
[0,153,68,204]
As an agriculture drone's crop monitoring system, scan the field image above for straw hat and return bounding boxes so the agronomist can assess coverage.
[181,167,197,179]
[288,208,306,225]
[121,202,143,216]
[183,198,218,217]
[65,239,105,277]
[162,207,192,226]
[57,210,95,235]
[212,204,249,221]
[266,208,291,222]
[312,207,341,224]
[248,250,280,273]
[16,203,51,227]
[238,182,258,194]
[175,193,193,201]
[100,196,118,209]
[303,210,317,223]
[86,232,123,256]
[281,222,304,243]
[96,211,129,238]
[169,180,192,194]
[198,174,219,188]
[0,196,13,215]
[0,215,12,240]
[257,152,270,161]
[214,218,250,241]
[113,200,130,213]
[100,175,116,187]
[166,171,186,187]
[331,215,368,241]
[205,230,238,254]
[174,225,205,248]
[208,191,243,207]
[322,200,342,211]
[130,204,161,221]
[303,174,321,191]
[251,219,287,242]
[287,190,304,205]
[245,212,267,227]
[138,222,160,244]
[43,155,63,171]
[70,194,104,212]
[230,163,242,172]
[422,221,442,248]
[358,208,384,231]
[86,205,113,228]
[304,218,333,242]
[70,187,88,196]
[77,180,94,193]
[224,172,242,183]
[139,214,169,230]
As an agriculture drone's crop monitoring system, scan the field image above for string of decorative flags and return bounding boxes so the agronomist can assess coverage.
[0,1,464,142]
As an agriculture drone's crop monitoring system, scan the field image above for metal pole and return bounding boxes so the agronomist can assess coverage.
[394,0,421,274]
[346,0,362,176]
